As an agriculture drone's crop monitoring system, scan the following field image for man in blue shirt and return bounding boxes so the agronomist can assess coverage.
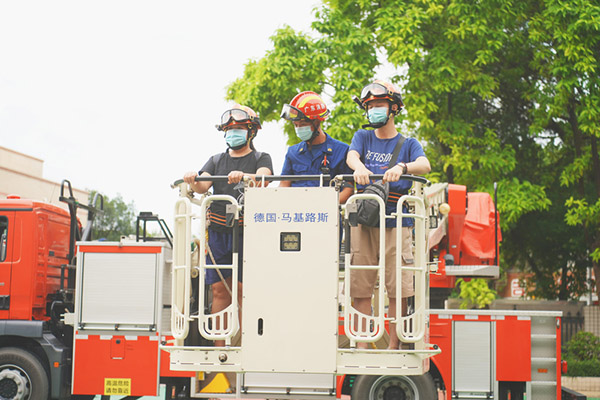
[280,91,353,203]
[347,80,431,349]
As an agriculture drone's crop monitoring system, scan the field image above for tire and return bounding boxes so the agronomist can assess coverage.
[351,373,437,400]
[0,347,49,400]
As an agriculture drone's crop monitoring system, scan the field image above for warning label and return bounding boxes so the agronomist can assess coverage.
[104,378,131,395]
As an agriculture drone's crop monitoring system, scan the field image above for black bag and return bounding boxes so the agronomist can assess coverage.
[356,180,389,227]
[356,135,406,227]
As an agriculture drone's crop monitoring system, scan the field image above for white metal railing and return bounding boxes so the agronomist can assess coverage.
[197,194,240,345]
[171,183,241,346]
[171,195,192,342]
[342,193,387,347]
[424,182,448,210]
[424,182,449,251]
[396,182,428,343]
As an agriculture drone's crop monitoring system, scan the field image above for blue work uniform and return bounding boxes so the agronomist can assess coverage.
[281,133,352,185]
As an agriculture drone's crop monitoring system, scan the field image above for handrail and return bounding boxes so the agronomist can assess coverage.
[170,182,241,346]
[171,174,430,187]
[342,193,387,347]
[423,182,448,209]
[170,176,433,352]
[396,182,428,343]
[171,196,192,343]
[196,194,240,345]
[423,182,448,249]
[59,179,104,267]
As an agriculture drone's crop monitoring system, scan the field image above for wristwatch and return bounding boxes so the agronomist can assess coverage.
[397,162,408,174]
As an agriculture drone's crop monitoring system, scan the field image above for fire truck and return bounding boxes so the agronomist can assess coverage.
[0,175,567,400]
[424,183,564,400]
[164,175,565,400]
[0,180,192,400]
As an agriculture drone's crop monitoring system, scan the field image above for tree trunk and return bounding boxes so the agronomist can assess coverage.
[559,266,569,300]
[591,136,600,197]
[591,136,600,297]
[444,92,454,183]
[567,101,585,197]
[594,264,600,299]
[568,99,599,300]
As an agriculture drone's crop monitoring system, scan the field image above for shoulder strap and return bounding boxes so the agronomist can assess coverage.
[388,135,406,168]
[254,151,263,163]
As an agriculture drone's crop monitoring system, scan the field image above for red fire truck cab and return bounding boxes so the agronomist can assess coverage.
[0,182,191,400]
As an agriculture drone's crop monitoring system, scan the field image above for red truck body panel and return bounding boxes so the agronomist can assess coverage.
[1,198,192,399]
[430,311,561,399]
[430,184,501,289]
[72,333,161,396]
[496,317,531,381]
[0,199,71,321]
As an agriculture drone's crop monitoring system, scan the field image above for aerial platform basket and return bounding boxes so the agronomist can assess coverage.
[166,175,440,387]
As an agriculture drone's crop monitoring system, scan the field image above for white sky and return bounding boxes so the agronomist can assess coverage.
[0,1,318,226]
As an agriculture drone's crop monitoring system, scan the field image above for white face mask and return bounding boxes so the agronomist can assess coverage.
[367,107,389,124]
[295,125,314,141]
[225,129,248,148]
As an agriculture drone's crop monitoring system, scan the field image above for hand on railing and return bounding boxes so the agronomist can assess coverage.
[171,174,430,188]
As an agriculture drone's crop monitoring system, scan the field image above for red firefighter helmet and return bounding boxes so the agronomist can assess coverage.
[217,104,262,132]
[281,91,330,122]
[358,80,404,110]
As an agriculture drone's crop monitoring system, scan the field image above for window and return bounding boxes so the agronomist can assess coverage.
[0,217,7,262]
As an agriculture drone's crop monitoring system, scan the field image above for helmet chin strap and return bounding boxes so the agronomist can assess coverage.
[228,142,247,151]
[361,104,396,129]
[227,128,251,150]
[361,114,390,129]
[361,120,388,129]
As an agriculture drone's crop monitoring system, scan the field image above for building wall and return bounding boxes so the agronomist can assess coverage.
[584,306,600,337]
[0,146,89,224]
[0,146,43,177]
[497,270,535,298]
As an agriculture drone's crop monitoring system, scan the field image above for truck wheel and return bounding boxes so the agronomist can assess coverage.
[351,373,437,400]
[0,347,49,400]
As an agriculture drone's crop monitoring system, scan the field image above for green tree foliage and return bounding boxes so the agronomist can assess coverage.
[89,191,136,241]
[526,0,600,298]
[564,331,600,377]
[456,278,497,309]
[565,331,600,361]
[227,0,600,300]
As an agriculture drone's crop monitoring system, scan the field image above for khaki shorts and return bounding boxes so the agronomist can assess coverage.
[349,225,414,299]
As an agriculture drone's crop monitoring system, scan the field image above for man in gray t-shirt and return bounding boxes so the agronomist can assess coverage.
[183,104,273,347]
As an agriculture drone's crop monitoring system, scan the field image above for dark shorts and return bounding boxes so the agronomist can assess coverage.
[205,228,244,285]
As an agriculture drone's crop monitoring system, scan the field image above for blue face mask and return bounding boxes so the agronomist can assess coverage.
[295,125,314,141]
[225,129,248,148]
[367,107,389,124]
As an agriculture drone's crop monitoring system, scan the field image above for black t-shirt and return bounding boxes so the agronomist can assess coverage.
[200,150,273,230]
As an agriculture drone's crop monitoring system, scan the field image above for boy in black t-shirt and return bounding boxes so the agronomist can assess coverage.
[183,105,273,346]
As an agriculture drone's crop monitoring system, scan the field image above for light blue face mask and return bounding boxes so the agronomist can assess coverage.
[295,125,314,141]
[367,107,389,124]
[225,129,248,148]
